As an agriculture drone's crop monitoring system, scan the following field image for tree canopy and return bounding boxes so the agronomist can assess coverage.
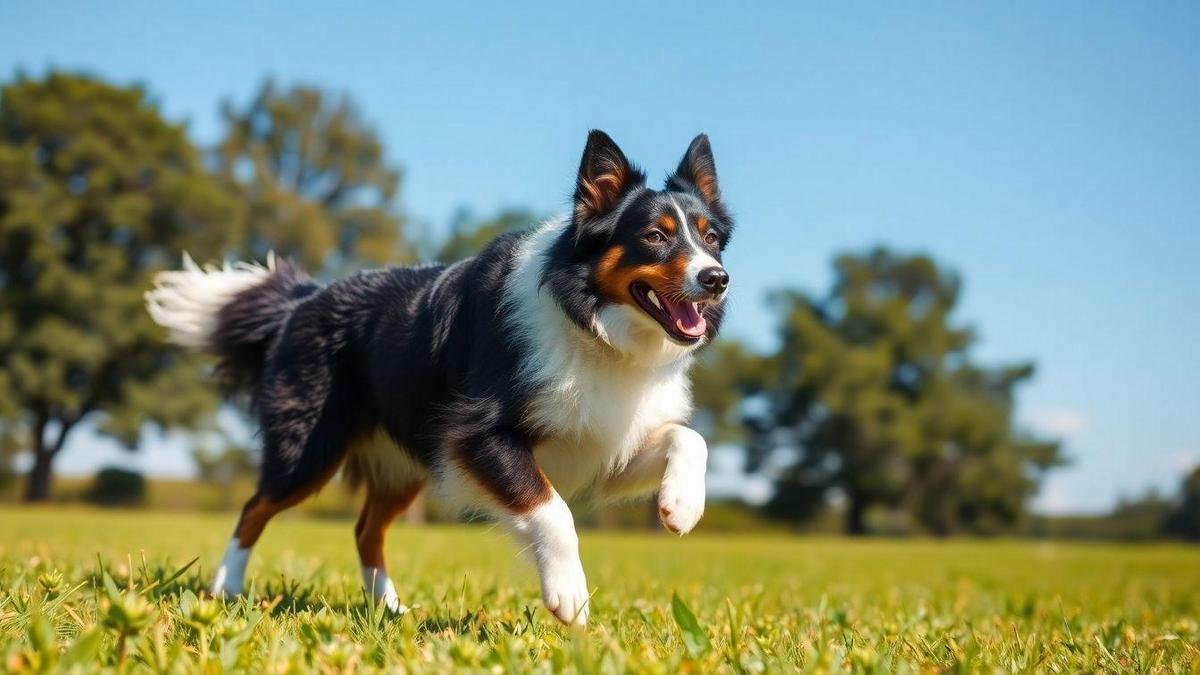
[696,248,1065,534]
[215,81,414,274]
[0,73,239,500]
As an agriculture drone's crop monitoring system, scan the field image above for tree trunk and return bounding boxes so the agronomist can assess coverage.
[845,491,868,536]
[22,413,72,503]
[23,449,55,503]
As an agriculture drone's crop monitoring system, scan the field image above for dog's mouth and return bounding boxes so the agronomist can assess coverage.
[629,282,708,343]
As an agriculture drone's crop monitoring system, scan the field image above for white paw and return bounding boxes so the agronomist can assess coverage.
[362,567,408,614]
[658,475,705,535]
[539,559,590,627]
[509,492,589,626]
[379,590,407,614]
[210,541,249,597]
[209,575,242,598]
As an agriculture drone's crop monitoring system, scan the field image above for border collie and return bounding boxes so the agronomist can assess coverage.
[145,131,732,626]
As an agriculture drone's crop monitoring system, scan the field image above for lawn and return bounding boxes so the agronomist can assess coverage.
[1,508,1198,673]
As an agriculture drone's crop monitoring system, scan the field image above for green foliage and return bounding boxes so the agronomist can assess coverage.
[0,74,419,502]
[1028,489,1178,541]
[86,467,147,506]
[0,72,237,500]
[671,592,711,658]
[215,80,414,274]
[689,341,773,444]
[713,248,1065,535]
[1166,465,1200,540]
[3,508,1199,672]
[1105,491,1177,540]
[433,207,540,263]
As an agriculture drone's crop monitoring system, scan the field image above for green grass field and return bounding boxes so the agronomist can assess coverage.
[2,508,1198,673]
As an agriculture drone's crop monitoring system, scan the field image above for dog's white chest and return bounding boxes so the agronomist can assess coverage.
[501,220,700,499]
[527,358,692,498]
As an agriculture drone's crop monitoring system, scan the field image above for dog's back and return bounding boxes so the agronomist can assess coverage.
[149,253,464,493]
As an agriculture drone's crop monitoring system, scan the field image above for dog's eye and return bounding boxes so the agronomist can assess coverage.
[644,230,667,245]
[703,231,719,246]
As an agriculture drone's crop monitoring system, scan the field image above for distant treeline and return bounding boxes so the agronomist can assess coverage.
[4,469,1196,542]
[1027,482,1200,541]
[1,72,1196,540]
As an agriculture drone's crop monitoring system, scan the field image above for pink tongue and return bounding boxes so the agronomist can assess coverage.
[663,297,707,337]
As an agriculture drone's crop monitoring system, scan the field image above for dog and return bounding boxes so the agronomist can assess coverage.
[145,130,733,626]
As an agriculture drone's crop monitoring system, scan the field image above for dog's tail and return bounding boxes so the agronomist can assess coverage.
[145,253,319,388]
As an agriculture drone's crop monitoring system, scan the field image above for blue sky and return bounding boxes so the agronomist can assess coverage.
[3,1,1197,513]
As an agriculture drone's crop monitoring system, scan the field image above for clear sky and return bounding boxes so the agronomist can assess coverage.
[3,1,1197,513]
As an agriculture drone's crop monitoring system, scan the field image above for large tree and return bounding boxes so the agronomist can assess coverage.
[751,249,1063,534]
[215,81,414,274]
[0,73,239,501]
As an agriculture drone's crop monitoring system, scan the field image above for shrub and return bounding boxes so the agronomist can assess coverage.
[86,467,146,507]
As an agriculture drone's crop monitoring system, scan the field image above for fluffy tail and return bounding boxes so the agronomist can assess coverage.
[145,253,319,388]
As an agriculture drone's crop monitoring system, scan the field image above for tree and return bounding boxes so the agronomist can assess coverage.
[215,81,414,275]
[754,249,1063,534]
[689,340,773,445]
[1165,465,1200,540]
[0,73,239,501]
[905,365,1063,535]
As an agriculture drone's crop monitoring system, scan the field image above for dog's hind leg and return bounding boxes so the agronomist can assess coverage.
[210,462,341,597]
[211,406,351,597]
[354,481,424,612]
[212,299,363,597]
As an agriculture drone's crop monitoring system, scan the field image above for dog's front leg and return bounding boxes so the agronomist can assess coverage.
[508,491,589,626]
[601,423,708,534]
[656,424,708,534]
[452,429,589,626]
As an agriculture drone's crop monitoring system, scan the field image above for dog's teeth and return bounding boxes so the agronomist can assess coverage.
[647,290,662,310]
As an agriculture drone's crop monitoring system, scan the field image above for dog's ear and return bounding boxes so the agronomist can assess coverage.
[668,134,723,210]
[573,130,644,230]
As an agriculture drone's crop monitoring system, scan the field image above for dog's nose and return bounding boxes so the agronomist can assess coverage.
[698,266,729,294]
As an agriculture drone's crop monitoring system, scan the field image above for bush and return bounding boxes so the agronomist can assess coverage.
[86,467,146,507]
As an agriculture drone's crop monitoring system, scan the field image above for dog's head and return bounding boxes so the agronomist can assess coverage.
[544,130,733,358]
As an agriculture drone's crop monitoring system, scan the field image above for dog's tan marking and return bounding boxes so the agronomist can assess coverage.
[594,244,691,308]
[233,463,340,547]
[576,158,631,221]
[355,482,425,567]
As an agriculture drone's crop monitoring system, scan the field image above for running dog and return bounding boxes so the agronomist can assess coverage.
[146,130,733,626]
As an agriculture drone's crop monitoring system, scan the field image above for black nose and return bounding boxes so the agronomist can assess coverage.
[698,266,729,294]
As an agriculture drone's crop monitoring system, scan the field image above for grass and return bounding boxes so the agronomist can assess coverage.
[1,508,1198,673]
